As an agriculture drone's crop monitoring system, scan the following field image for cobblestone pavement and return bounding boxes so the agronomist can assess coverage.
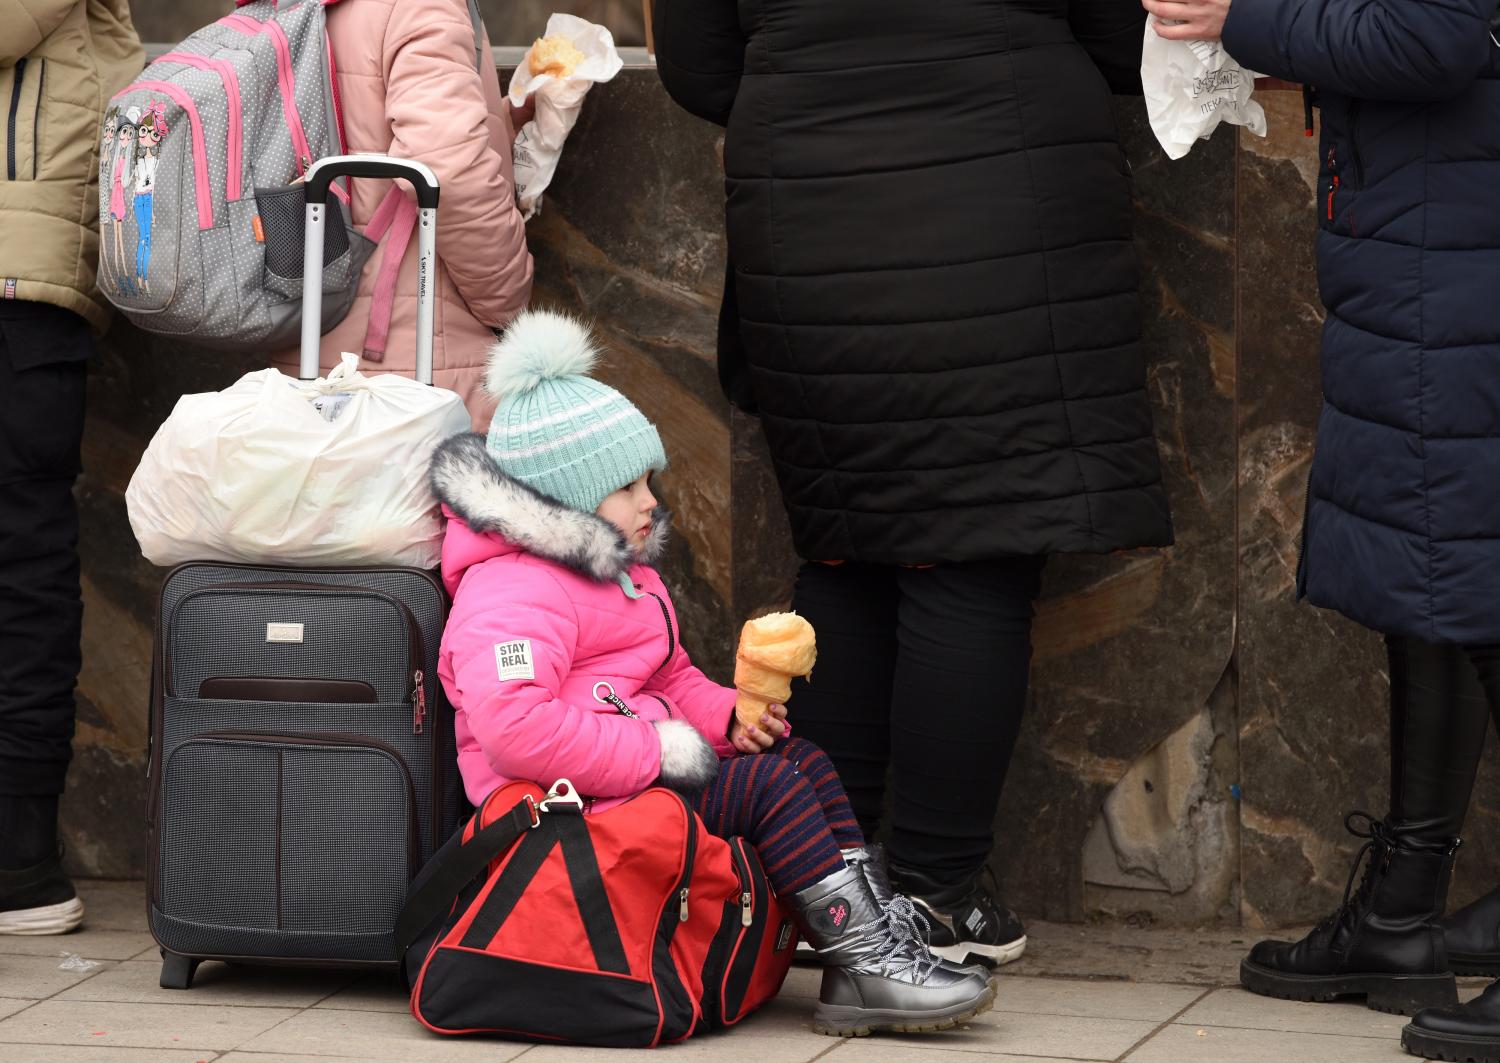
[0,882,1471,1062]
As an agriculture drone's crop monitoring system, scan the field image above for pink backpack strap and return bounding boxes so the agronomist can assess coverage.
[359,185,419,363]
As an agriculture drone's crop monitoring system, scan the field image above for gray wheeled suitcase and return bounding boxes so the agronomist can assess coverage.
[146,157,461,989]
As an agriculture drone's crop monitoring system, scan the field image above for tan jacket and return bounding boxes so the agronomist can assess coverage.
[0,0,143,332]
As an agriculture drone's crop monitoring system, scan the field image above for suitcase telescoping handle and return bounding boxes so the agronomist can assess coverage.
[299,155,441,385]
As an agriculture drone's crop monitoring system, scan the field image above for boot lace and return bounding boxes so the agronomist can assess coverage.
[1314,811,1395,939]
[847,896,943,984]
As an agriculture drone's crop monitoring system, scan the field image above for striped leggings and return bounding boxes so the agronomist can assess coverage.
[691,736,864,896]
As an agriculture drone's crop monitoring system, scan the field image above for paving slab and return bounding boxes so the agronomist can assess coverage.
[991,977,1205,1022]
[1021,921,1260,986]
[779,961,823,1000]
[310,972,409,1013]
[0,998,296,1051]
[236,1008,535,1060]
[1127,1023,1412,1062]
[45,881,1462,1063]
[1177,987,1408,1038]
[0,953,118,1000]
[893,1008,1158,1060]
[0,998,33,1021]
[0,1047,218,1062]
[818,1042,1090,1063]
[56,959,357,1010]
[0,929,157,961]
[217,1055,344,1063]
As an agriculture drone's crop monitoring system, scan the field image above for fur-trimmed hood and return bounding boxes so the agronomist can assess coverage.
[430,433,669,587]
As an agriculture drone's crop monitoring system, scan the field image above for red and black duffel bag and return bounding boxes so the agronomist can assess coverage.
[394,778,797,1046]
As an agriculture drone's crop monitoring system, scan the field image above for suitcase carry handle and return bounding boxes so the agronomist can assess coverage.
[300,155,441,385]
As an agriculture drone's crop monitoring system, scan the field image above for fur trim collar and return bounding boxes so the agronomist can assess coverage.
[430,433,669,583]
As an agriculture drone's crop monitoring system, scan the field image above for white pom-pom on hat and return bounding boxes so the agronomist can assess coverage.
[484,308,601,398]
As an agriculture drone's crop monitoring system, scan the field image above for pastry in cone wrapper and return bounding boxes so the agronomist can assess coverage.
[734,612,817,729]
[528,35,585,78]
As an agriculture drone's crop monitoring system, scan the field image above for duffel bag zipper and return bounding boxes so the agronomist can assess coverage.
[186,729,422,874]
[718,838,769,1024]
[677,803,696,922]
[659,791,702,1040]
[737,843,754,928]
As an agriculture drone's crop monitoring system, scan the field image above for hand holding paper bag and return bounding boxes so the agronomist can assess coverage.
[508,15,624,218]
[1141,13,1265,159]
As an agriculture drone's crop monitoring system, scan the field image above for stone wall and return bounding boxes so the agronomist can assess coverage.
[67,39,1500,926]
[125,0,647,50]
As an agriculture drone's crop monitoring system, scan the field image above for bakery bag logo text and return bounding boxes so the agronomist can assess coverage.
[1192,70,1241,98]
[494,639,536,681]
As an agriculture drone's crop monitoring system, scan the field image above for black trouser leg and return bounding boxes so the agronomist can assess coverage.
[785,562,899,838]
[1239,635,1476,1011]
[887,558,1044,886]
[1379,644,1500,1041]
[0,347,86,803]
[1387,635,1490,845]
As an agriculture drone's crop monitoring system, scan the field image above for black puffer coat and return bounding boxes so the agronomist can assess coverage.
[655,0,1174,563]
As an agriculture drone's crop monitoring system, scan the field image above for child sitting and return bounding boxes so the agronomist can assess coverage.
[429,310,995,1036]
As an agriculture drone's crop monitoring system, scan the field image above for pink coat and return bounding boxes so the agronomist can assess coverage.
[272,0,533,428]
[431,434,737,809]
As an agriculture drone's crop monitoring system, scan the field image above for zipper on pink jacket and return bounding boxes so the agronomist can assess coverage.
[158,52,243,202]
[221,12,315,177]
[114,80,213,229]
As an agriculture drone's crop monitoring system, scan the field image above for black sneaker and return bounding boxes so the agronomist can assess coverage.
[893,864,1026,967]
[0,849,84,935]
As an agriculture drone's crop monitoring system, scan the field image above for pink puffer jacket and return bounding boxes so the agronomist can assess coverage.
[272,0,533,428]
[431,434,737,809]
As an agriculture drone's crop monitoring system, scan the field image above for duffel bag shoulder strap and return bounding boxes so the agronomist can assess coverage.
[393,796,538,960]
[451,808,630,975]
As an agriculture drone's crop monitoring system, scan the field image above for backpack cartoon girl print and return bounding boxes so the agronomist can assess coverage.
[133,101,166,293]
[98,108,117,289]
[103,107,136,294]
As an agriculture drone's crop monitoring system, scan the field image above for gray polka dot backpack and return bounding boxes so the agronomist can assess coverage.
[97,0,483,354]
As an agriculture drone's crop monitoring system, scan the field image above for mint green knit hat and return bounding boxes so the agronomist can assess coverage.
[484,310,667,515]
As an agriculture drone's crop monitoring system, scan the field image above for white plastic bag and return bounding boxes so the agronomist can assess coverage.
[126,353,471,569]
[1142,20,1265,160]
[508,14,624,219]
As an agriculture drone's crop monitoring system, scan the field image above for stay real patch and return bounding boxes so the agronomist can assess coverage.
[494,639,536,682]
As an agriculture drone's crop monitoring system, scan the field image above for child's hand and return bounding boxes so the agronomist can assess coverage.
[730,703,788,754]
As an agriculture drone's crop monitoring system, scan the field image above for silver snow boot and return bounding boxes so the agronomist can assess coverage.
[793,863,996,1036]
[842,844,994,983]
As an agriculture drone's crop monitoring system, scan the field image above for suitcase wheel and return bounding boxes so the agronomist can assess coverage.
[159,949,201,990]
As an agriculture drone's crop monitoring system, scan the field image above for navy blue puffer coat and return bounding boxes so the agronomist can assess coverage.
[1224,0,1500,643]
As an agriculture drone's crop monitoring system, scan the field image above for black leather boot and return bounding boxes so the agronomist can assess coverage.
[1405,979,1500,1061]
[1239,812,1459,1016]
[1443,885,1500,976]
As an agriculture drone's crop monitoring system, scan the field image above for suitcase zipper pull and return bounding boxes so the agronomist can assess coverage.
[678,887,690,922]
[740,891,753,928]
[411,670,426,734]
